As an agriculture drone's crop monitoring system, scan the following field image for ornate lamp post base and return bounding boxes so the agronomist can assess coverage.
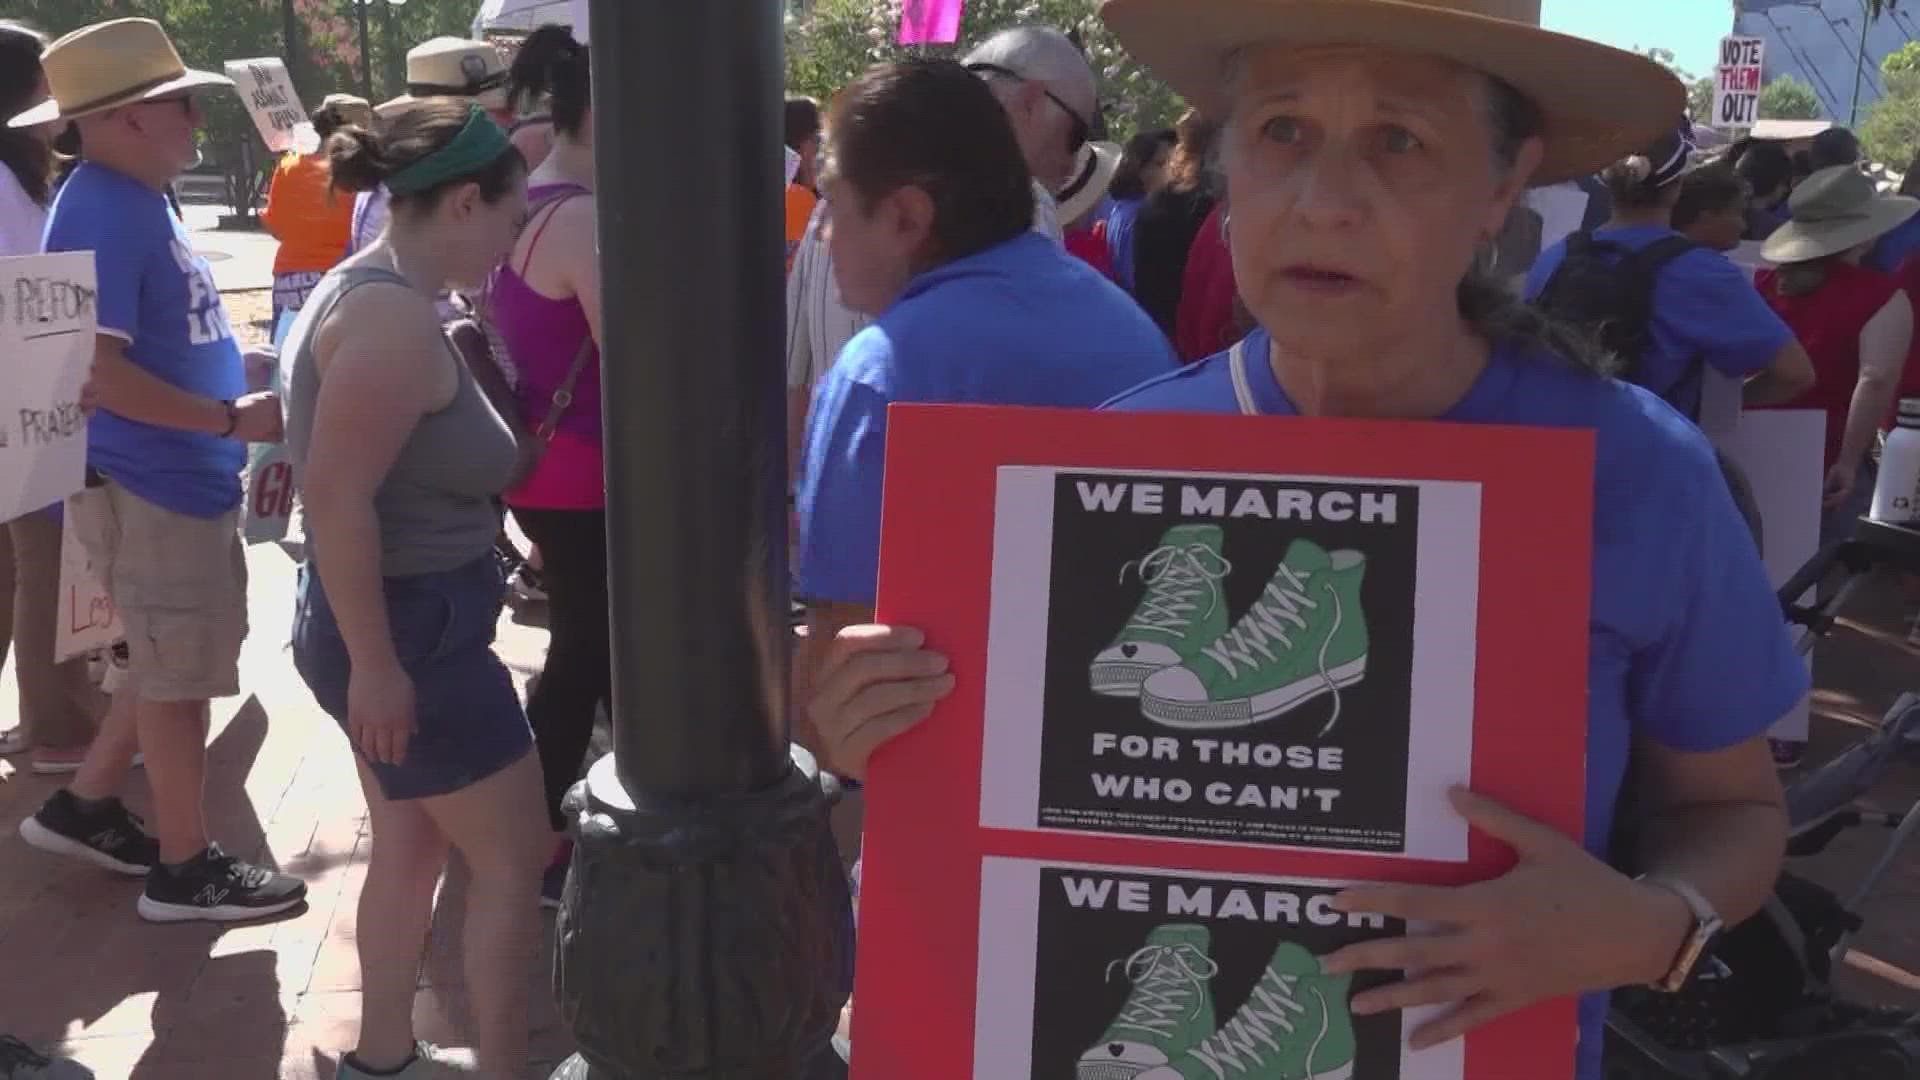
[549,750,853,1079]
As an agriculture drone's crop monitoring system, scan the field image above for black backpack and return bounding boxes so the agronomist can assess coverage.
[1532,231,1701,417]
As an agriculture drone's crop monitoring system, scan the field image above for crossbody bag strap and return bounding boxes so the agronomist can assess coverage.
[538,334,596,437]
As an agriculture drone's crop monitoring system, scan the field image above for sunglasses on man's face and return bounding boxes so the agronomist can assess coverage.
[142,93,197,118]
[965,62,1089,155]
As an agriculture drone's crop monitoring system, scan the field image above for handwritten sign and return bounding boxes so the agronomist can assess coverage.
[224,57,315,154]
[0,252,95,526]
[1714,35,1766,131]
[55,495,122,663]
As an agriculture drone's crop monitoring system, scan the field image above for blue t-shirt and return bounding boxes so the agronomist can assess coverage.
[798,231,1176,606]
[45,162,246,518]
[1103,329,1809,1080]
[1524,224,1793,418]
[1867,211,1920,275]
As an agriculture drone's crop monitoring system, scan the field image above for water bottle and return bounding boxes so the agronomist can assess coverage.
[1871,399,1920,523]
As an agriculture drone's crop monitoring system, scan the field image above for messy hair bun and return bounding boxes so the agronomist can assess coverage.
[509,24,589,137]
[326,98,525,207]
[326,125,389,193]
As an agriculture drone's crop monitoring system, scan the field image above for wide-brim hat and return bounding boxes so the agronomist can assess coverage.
[1057,141,1123,225]
[1762,165,1920,264]
[1098,0,1684,185]
[9,18,233,129]
[383,37,511,112]
[319,93,374,130]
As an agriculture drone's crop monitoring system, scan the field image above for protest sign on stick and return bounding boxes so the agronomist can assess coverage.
[0,252,95,526]
[1714,35,1765,131]
[225,57,316,154]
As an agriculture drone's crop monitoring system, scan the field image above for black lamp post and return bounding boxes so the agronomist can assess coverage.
[350,0,405,101]
[548,2,853,1077]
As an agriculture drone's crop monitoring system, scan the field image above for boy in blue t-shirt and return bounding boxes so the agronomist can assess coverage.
[12,16,304,925]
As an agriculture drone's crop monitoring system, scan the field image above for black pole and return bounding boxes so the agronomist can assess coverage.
[280,0,304,99]
[380,1,402,104]
[354,0,374,101]
[549,1,852,1076]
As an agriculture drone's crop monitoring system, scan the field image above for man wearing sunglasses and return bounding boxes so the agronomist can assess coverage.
[962,25,1102,242]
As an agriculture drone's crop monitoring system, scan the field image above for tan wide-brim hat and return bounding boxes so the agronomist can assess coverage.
[1098,0,1684,185]
[1763,165,1920,264]
[382,36,512,112]
[9,18,233,129]
[1057,141,1123,225]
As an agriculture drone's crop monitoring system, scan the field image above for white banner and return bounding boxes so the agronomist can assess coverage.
[1714,35,1765,131]
[0,252,95,526]
[55,498,122,663]
[224,57,315,155]
[241,311,298,544]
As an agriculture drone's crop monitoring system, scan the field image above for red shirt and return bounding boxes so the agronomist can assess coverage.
[1175,205,1241,363]
[1065,223,1115,281]
[1754,260,1904,470]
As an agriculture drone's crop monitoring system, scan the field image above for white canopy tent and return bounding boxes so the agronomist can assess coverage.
[471,0,586,40]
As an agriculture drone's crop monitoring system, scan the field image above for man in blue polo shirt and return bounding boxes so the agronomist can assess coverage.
[12,18,304,924]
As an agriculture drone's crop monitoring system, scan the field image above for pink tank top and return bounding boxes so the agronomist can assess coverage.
[494,183,603,510]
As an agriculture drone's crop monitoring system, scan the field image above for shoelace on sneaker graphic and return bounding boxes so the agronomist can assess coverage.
[1121,543,1234,637]
[1104,942,1222,1042]
[1181,969,1330,1079]
[203,845,275,890]
[1198,571,1348,736]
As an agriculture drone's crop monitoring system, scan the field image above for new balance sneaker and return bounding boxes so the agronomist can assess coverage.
[336,1041,478,1078]
[137,844,307,924]
[1091,525,1235,698]
[1140,540,1366,734]
[18,789,158,876]
[1137,941,1355,1080]
[1077,923,1219,1080]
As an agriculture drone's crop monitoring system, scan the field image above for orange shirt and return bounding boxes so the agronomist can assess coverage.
[262,152,354,276]
[785,183,817,273]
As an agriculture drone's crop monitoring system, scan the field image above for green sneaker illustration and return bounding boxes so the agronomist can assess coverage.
[1138,539,1366,735]
[1076,923,1220,1080]
[1090,524,1234,699]
[1135,941,1357,1080]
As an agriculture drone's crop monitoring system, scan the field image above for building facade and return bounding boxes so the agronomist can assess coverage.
[1736,0,1920,122]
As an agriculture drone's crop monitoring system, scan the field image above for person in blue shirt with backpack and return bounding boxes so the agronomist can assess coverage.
[1527,117,1815,422]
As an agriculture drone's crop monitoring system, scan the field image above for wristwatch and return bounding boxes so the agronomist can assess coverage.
[1637,874,1724,992]
[218,399,239,438]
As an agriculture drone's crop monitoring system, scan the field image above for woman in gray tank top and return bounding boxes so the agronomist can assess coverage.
[281,99,542,1080]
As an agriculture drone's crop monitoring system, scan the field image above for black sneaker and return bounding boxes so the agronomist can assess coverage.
[18,790,158,876]
[136,844,307,924]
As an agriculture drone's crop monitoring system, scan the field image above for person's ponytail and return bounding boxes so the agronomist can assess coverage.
[509,24,589,136]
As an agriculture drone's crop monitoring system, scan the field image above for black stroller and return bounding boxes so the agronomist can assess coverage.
[1606,520,1920,1080]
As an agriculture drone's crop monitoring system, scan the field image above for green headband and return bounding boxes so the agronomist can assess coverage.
[386,104,512,197]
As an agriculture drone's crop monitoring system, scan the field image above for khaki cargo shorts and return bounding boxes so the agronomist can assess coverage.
[68,481,248,703]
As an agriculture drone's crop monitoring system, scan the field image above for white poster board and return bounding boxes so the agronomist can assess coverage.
[224,57,315,155]
[0,252,96,526]
[241,311,297,544]
[1714,35,1766,131]
[1719,409,1825,742]
[55,496,121,663]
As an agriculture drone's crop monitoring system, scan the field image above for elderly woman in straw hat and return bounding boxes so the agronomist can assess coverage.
[1754,164,1920,547]
[802,1,1804,1076]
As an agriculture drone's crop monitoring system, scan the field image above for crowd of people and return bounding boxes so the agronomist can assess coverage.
[0,0,1910,1075]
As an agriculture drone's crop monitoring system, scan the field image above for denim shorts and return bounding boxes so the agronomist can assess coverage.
[292,553,533,801]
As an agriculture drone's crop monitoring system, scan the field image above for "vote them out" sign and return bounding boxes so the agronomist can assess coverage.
[1714,34,1766,130]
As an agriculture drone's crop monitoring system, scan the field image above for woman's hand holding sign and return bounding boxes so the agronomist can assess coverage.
[1324,787,1692,1049]
[806,624,954,780]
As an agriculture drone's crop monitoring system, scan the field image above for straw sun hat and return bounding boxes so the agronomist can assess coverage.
[1097,0,1684,185]
[1762,166,1920,265]
[8,18,233,129]
[1056,141,1122,225]
[380,37,512,114]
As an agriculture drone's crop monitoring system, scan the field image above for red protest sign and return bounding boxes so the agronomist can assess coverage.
[852,404,1594,1080]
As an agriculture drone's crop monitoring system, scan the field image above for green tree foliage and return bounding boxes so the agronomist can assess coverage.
[1885,41,1920,79]
[784,0,1185,139]
[1642,47,1714,124]
[1759,75,1823,120]
[1862,71,1920,171]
